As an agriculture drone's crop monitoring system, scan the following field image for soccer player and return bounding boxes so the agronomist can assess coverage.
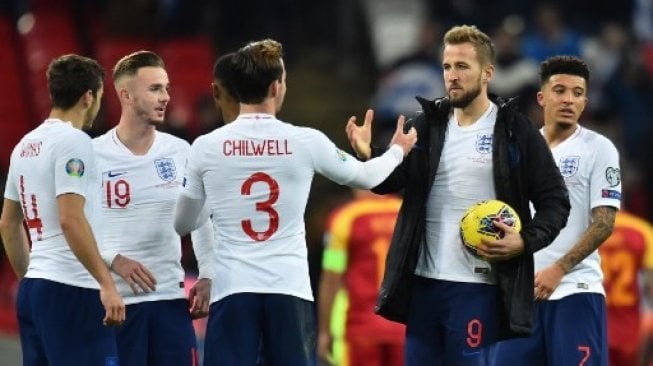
[212,52,239,124]
[600,210,653,366]
[0,54,125,364]
[174,38,417,366]
[93,50,214,366]
[318,189,405,366]
[489,56,621,365]
[347,25,570,365]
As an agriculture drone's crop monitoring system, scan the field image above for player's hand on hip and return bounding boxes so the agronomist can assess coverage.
[188,278,211,319]
[476,220,524,261]
[389,115,418,156]
[111,254,157,294]
[346,109,373,160]
[534,264,564,300]
[100,287,125,326]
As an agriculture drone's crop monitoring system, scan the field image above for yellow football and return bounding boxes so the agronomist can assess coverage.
[459,199,522,257]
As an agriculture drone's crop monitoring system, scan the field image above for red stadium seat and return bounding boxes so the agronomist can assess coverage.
[17,3,83,121]
[94,37,155,126]
[156,37,216,137]
[0,16,32,172]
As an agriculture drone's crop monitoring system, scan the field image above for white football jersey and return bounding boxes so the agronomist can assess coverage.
[4,119,101,289]
[536,126,621,299]
[93,128,197,304]
[182,114,402,303]
[417,102,498,284]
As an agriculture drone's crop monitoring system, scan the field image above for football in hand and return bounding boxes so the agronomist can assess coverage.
[459,199,521,257]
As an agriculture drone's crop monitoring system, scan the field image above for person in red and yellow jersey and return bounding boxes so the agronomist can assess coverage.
[318,189,405,366]
[599,210,653,366]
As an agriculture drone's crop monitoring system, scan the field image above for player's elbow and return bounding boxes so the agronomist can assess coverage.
[0,217,11,236]
[173,217,191,237]
[58,215,78,235]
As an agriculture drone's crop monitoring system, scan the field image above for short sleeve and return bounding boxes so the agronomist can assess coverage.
[54,133,94,198]
[181,138,207,200]
[4,163,19,201]
[590,138,621,210]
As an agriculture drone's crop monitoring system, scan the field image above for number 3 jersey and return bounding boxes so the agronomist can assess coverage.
[182,114,402,304]
[4,119,101,289]
[93,128,194,303]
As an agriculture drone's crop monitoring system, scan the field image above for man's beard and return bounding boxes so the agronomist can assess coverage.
[449,82,482,109]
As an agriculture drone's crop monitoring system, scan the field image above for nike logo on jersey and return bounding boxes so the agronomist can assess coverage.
[107,171,127,178]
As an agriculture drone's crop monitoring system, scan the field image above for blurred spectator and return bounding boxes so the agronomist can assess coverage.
[581,22,629,117]
[603,46,653,168]
[101,0,210,39]
[633,0,653,42]
[371,20,444,140]
[521,2,582,63]
[427,0,517,32]
[489,15,538,110]
[161,105,192,142]
[212,0,299,65]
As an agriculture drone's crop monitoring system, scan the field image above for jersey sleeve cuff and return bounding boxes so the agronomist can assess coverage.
[387,144,404,163]
[101,250,119,268]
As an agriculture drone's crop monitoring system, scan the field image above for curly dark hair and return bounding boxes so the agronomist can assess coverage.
[539,56,590,86]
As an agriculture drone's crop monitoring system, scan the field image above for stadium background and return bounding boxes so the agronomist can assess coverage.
[0,0,652,365]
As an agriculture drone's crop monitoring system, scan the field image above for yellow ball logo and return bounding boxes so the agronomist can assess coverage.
[459,199,521,257]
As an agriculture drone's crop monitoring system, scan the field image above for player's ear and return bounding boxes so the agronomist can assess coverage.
[118,87,130,103]
[269,80,280,98]
[483,65,494,83]
[536,91,545,107]
[212,82,221,100]
[81,89,94,107]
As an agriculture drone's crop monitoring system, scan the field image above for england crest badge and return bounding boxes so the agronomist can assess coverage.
[154,158,177,182]
[475,134,493,154]
[559,156,580,177]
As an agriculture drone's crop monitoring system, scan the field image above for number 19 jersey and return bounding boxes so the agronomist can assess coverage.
[4,119,100,289]
[93,128,191,303]
[183,114,391,303]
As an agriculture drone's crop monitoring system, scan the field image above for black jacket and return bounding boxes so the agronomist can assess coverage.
[372,95,570,339]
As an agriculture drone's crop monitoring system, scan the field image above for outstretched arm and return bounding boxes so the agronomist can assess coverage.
[346,109,374,160]
[346,115,416,189]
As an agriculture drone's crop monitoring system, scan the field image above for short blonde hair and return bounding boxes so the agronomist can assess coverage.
[443,25,495,66]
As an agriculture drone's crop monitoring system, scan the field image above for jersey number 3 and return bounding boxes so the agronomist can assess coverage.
[241,172,279,242]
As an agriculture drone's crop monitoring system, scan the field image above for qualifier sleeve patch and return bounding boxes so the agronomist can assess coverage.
[65,158,85,177]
